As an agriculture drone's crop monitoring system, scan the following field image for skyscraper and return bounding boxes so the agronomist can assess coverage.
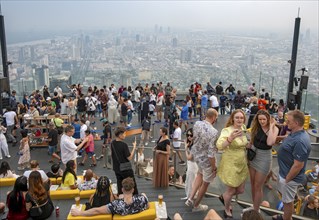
[36,65,50,88]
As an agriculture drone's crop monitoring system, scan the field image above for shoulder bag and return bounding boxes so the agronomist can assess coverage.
[29,197,45,217]
[111,141,132,172]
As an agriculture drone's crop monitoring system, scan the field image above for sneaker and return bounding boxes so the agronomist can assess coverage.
[0,157,2,160]
[169,157,173,162]
[76,155,82,158]
[96,155,104,160]
[178,161,186,166]
[6,155,11,158]
[242,206,254,213]
[192,204,208,212]
[145,142,148,146]
[185,199,193,207]
[181,196,188,200]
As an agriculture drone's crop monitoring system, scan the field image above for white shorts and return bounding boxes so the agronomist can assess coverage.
[197,165,216,183]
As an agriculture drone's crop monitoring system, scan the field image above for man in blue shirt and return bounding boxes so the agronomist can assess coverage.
[277,110,311,220]
[177,101,188,133]
[201,91,208,118]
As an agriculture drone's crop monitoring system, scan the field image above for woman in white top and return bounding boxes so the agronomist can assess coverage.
[0,161,18,178]
[60,95,69,115]
[0,125,10,160]
[107,96,118,124]
[184,128,198,200]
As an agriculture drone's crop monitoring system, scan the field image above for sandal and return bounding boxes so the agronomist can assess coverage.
[219,194,233,212]
[78,162,85,166]
[48,160,54,163]
[90,164,97,167]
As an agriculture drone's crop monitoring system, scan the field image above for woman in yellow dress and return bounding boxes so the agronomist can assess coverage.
[216,109,249,218]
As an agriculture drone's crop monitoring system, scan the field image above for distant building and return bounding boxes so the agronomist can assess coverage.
[172,38,178,47]
[36,65,50,88]
[30,46,36,61]
[136,34,140,42]
[185,49,192,62]
[18,47,25,64]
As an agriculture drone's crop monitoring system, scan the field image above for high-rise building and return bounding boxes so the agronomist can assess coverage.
[18,47,25,63]
[36,65,50,88]
[185,49,192,62]
[40,55,49,66]
[136,34,140,42]
[172,38,178,47]
[30,46,35,61]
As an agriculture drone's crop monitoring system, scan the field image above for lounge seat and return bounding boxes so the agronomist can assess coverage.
[113,201,156,220]
[50,189,80,200]
[67,204,112,220]
[0,178,16,187]
[79,189,96,199]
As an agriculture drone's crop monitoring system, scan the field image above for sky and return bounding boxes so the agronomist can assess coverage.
[1,0,318,33]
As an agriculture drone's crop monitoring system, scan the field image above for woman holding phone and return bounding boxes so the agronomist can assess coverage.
[216,109,249,218]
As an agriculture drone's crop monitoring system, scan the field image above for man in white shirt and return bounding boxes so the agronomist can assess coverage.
[23,160,49,183]
[60,125,87,173]
[3,107,19,144]
[155,92,164,122]
[171,121,186,165]
[80,119,88,139]
[209,94,219,113]
[54,85,63,98]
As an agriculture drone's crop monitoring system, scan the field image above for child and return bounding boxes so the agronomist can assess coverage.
[18,130,30,171]
[148,102,155,116]
[78,169,98,190]
[141,116,151,146]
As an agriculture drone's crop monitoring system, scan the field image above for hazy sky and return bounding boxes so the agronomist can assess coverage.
[2,1,318,33]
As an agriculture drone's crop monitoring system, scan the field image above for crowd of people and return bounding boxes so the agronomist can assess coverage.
[0,81,318,220]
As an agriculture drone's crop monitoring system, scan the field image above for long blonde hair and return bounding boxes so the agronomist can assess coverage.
[225,109,246,128]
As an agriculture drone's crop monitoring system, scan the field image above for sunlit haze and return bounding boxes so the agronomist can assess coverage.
[2,1,318,33]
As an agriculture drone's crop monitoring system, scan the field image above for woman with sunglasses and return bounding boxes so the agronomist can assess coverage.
[183,128,198,200]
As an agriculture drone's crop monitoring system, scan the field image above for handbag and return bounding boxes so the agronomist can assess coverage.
[29,197,44,217]
[111,142,132,172]
[247,148,256,161]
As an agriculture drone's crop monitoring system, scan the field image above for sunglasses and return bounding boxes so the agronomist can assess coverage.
[186,134,193,137]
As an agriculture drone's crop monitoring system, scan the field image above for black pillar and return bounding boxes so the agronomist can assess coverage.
[286,17,301,106]
[0,14,10,114]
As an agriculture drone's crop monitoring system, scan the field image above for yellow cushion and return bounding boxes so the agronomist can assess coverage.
[113,201,156,220]
[56,177,62,185]
[80,189,96,199]
[0,178,16,187]
[67,204,112,220]
[49,178,57,185]
[50,189,80,200]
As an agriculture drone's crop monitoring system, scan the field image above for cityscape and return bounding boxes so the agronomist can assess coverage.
[5,27,319,121]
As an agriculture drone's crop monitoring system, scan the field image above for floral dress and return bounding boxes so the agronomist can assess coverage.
[18,138,30,166]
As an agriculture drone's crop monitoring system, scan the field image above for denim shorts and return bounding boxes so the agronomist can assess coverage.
[48,145,57,155]
[86,151,95,157]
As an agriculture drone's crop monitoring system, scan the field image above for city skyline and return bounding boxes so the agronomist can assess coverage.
[2,1,318,34]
